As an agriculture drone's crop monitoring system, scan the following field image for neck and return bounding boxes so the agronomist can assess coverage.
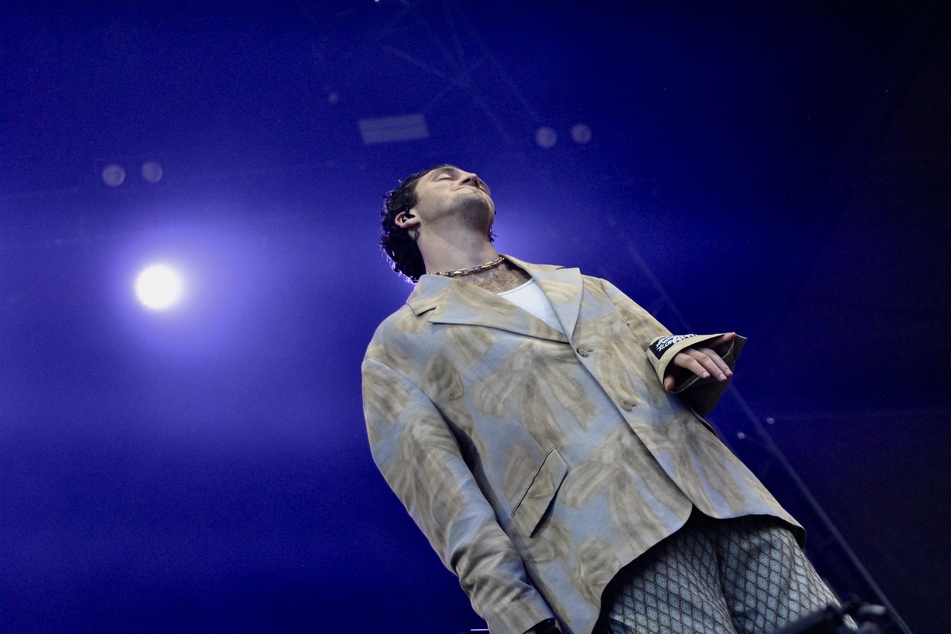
[418,227,498,276]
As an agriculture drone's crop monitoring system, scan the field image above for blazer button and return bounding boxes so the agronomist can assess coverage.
[575,346,590,357]
[620,399,636,411]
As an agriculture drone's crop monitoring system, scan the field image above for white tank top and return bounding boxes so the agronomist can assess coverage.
[498,279,565,333]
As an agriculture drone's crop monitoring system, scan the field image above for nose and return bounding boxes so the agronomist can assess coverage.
[461,172,483,189]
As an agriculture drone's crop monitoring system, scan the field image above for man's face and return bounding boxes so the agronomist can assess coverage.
[408,165,495,226]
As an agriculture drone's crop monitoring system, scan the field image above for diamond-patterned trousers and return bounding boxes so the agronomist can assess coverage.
[594,512,841,634]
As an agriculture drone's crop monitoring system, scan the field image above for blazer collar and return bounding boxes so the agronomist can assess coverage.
[405,254,583,342]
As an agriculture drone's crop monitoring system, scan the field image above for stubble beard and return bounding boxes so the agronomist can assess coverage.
[450,191,494,235]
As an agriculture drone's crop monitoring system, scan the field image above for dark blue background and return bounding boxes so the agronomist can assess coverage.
[2,2,948,633]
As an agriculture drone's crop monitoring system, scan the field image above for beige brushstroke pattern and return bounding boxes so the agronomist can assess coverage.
[363,255,799,634]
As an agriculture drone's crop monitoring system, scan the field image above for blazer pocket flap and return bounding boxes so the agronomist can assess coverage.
[511,448,568,537]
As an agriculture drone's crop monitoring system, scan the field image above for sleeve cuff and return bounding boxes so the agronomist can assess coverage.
[647,333,747,415]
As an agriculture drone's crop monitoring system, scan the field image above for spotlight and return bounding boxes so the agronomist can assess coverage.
[102,164,126,187]
[135,264,183,310]
[358,113,429,144]
[571,123,592,144]
[535,126,557,149]
[141,161,163,183]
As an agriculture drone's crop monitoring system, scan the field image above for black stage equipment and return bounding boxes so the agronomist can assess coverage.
[772,595,887,634]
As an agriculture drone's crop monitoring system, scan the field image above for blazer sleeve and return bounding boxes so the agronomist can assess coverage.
[597,278,745,416]
[362,357,554,634]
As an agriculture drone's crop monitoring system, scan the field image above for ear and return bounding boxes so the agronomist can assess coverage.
[394,210,420,230]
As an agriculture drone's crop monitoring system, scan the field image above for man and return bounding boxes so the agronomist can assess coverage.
[362,165,841,634]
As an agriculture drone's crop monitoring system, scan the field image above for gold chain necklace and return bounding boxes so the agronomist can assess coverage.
[433,256,505,277]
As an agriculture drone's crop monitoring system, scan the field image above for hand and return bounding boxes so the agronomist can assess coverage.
[663,332,736,392]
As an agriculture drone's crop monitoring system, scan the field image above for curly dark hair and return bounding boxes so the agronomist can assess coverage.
[380,164,495,283]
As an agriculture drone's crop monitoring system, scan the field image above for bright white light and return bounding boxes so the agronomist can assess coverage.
[135,264,184,310]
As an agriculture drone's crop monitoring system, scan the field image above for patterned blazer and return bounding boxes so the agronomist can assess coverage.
[362,256,798,634]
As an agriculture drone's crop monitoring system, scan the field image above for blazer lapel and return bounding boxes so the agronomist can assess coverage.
[505,255,584,339]
[407,271,569,343]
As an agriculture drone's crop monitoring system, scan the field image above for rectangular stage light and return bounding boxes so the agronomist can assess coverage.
[358,114,429,144]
